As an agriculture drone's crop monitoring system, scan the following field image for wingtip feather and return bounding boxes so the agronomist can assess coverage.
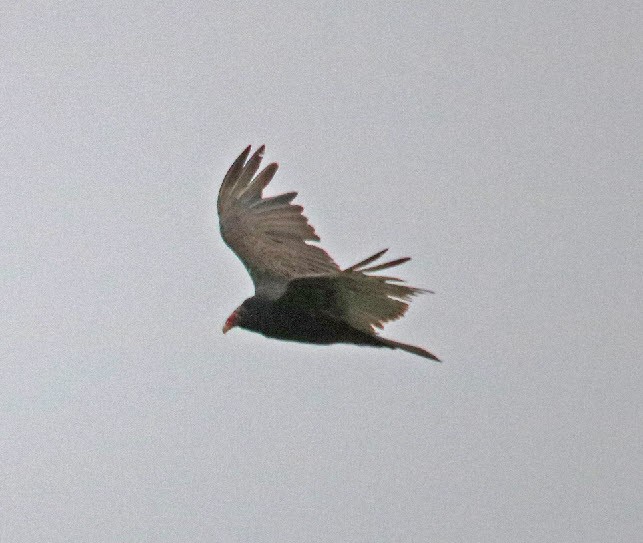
[379,337,441,362]
[346,249,389,272]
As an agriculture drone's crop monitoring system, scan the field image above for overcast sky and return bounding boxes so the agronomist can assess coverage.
[1,1,640,541]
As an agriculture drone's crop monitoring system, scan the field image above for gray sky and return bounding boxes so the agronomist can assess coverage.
[1,1,640,541]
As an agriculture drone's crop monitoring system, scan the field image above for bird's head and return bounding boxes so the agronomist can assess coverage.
[222,308,241,334]
[222,298,260,334]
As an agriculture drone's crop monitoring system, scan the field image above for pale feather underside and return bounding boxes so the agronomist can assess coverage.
[218,145,340,294]
[286,249,430,333]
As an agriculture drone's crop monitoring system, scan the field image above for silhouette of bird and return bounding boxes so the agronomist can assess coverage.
[218,145,440,361]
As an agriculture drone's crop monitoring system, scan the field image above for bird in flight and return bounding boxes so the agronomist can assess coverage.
[217,145,440,361]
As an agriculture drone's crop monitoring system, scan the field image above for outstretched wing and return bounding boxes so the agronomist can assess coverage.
[279,249,431,333]
[218,146,339,296]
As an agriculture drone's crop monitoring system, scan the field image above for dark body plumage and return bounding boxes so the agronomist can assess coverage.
[236,296,384,347]
[233,294,439,361]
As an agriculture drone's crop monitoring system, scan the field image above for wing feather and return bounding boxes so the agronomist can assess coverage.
[218,146,339,295]
[283,250,430,333]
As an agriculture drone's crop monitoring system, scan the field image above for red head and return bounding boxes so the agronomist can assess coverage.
[222,310,238,334]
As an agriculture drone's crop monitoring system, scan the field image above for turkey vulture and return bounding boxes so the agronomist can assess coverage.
[218,145,440,361]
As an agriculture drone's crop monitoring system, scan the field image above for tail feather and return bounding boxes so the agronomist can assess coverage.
[377,337,441,362]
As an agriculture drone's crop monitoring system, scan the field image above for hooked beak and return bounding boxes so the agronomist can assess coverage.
[222,312,237,334]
